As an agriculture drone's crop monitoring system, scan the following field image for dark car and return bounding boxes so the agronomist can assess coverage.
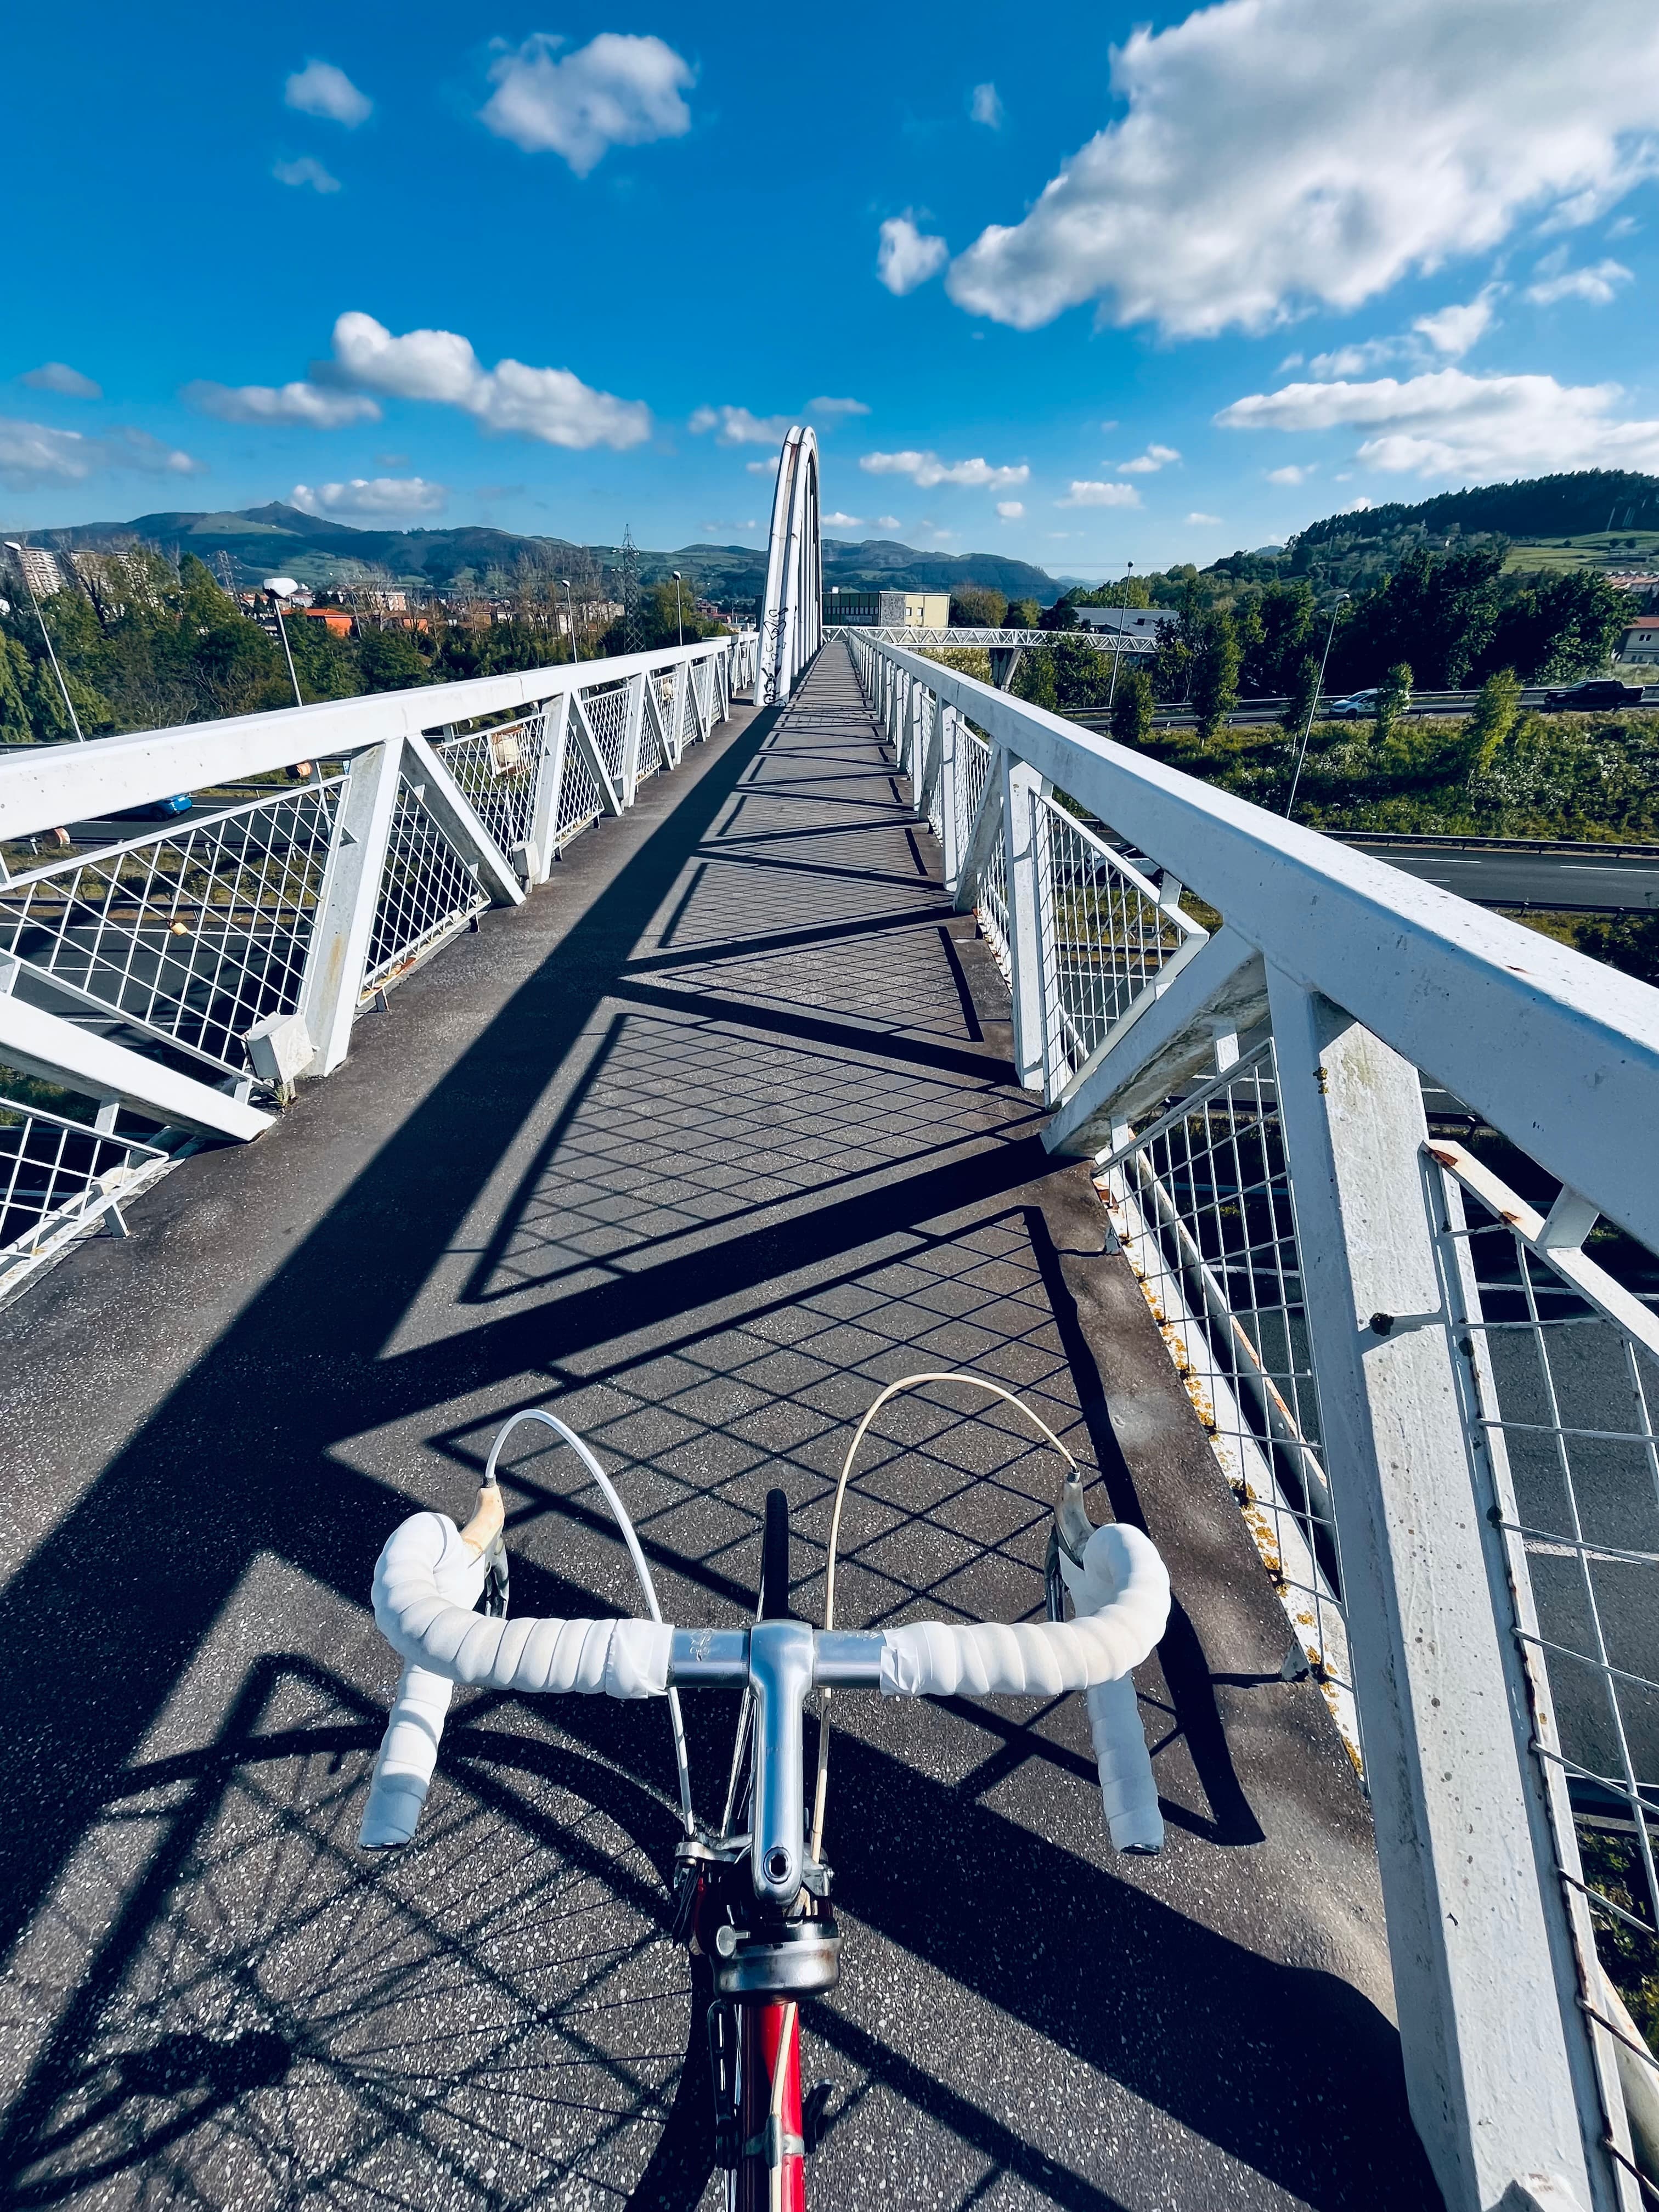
[1542,678,1645,710]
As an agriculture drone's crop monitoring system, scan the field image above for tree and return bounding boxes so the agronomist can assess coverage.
[359,628,433,691]
[950,585,1007,628]
[1110,667,1154,746]
[1077,573,1151,609]
[1374,661,1413,742]
[1191,610,1241,742]
[1469,667,1522,776]
[1280,653,1321,740]
[1051,633,1111,710]
[1011,646,1057,712]
[1039,594,1079,631]
[1005,598,1040,628]
[1481,568,1625,683]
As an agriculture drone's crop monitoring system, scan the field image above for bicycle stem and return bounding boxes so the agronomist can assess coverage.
[669,1623,885,1906]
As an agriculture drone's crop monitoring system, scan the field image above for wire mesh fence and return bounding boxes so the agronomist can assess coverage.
[1430,1142,1659,2091]
[363,778,489,996]
[1034,795,1208,1092]
[1096,1043,1357,1753]
[436,716,545,860]
[0,1091,171,1299]
[581,681,630,787]
[0,781,343,1076]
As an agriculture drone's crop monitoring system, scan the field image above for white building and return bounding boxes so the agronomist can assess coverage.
[7,544,68,598]
[1618,616,1659,665]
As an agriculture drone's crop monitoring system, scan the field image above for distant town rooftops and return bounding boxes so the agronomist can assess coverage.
[1073,605,1177,635]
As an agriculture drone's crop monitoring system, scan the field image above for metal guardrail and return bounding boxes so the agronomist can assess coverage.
[847,627,1659,2212]
[825,623,1156,653]
[0,630,755,1286]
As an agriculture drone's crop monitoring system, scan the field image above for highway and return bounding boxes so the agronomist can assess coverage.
[1068,684,1655,733]
[1332,833,1659,913]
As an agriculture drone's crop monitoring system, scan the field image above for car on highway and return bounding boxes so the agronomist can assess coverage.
[1541,677,1646,710]
[1327,687,1412,719]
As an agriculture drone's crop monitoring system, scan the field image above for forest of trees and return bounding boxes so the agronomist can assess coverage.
[1015,544,1631,729]
[0,550,726,743]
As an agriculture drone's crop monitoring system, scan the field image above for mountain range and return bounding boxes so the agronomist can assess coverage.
[20,502,1069,608]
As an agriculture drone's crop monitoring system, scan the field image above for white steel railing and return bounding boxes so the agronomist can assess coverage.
[846,627,1659,2212]
[0,631,755,1274]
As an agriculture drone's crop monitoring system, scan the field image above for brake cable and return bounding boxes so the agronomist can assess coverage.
[809,1370,1082,1864]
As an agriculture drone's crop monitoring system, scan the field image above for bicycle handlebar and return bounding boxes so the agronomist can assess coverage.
[371,1508,1168,1701]
[361,1505,1171,1875]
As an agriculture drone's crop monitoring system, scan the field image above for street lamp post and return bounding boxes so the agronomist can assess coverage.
[262,577,306,710]
[1105,560,1135,716]
[671,571,684,648]
[1284,591,1350,820]
[561,578,579,663]
[5,541,83,741]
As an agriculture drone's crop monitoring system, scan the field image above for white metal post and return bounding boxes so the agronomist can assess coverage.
[938,707,962,893]
[1001,753,1049,1093]
[620,672,647,806]
[297,738,405,1077]
[1266,969,1605,2212]
[526,693,572,882]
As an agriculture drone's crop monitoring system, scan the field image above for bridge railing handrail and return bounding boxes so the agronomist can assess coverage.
[0,634,753,842]
[859,636,1659,1256]
[845,625,1658,2212]
[0,630,757,1178]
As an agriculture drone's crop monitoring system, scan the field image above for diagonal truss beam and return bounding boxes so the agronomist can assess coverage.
[1042,927,1268,1155]
[402,733,527,909]
[0,989,272,1141]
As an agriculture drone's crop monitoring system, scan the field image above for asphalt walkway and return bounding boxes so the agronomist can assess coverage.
[0,643,1440,2210]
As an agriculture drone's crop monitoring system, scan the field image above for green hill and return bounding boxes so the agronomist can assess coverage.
[20,503,1065,608]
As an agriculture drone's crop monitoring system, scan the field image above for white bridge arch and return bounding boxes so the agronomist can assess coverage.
[755,426,821,706]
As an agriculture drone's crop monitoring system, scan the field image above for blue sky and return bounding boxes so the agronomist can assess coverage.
[5,0,1659,580]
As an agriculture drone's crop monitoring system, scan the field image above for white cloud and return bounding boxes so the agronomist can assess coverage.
[970,82,1003,129]
[821,511,863,527]
[746,458,779,475]
[877,215,949,296]
[875,515,901,531]
[274,156,341,194]
[689,404,794,445]
[1525,250,1633,305]
[1348,495,1375,510]
[1607,215,1639,240]
[859,449,1028,489]
[1118,442,1180,473]
[1267,463,1313,484]
[1057,480,1142,507]
[0,417,201,488]
[330,311,650,448]
[1099,418,1119,430]
[183,379,381,427]
[479,33,692,175]
[809,396,871,417]
[1187,511,1223,524]
[945,0,1659,337]
[996,500,1025,518]
[1308,338,1407,379]
[1413,285,1503,356]
[284,60,371,127]
[291,476,447,516]
[20,362,100,399]
[1216,365,1659,477]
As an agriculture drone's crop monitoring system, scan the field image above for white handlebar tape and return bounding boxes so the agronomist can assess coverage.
[881,1521,1170,1854]
[373,1511,673,1694]
[1063,1522,1167,1853]
[359,1515,488,1849]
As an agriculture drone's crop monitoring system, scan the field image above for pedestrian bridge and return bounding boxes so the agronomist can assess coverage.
[1,426,1657,2212]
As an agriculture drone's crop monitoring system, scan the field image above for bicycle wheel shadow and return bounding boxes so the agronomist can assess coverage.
[0,1653,718,2212]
